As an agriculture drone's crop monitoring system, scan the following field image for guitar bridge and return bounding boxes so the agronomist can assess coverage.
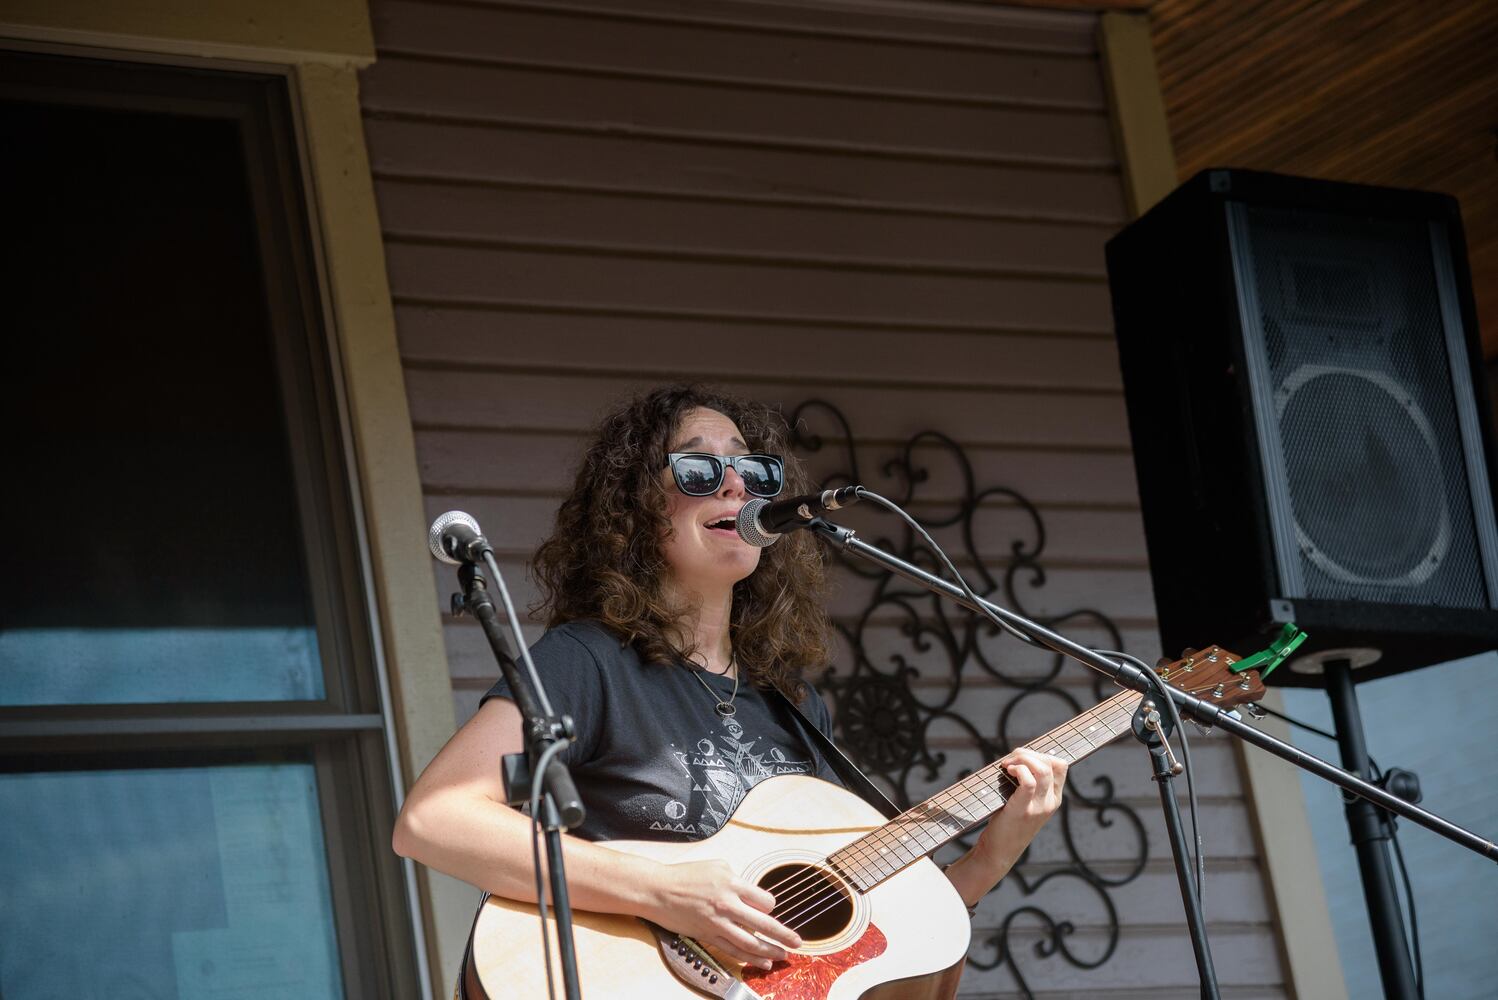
[643,920,764,999]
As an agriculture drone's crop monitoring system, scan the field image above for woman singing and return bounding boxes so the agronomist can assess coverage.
[393,384,1068,995]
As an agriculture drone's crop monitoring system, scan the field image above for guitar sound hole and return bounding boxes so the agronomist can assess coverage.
[761,863,853,943]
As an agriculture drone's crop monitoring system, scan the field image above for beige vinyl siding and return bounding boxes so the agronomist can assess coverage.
[361,1,1284,995]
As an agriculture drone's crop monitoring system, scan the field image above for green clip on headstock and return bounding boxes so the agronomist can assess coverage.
[1228,623,1308,682]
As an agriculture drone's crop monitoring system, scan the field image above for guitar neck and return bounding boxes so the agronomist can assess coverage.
[828,687,1142,892]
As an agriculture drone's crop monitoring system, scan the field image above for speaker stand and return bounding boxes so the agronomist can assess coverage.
[1323,658,1419,1000]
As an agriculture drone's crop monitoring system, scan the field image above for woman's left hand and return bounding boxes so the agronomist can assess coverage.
[944,747,1069,907]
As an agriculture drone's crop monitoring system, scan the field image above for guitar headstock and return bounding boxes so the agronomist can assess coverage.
[1153,645,1265,711]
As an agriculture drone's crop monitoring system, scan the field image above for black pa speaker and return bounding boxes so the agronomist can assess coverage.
[1106,169,1498,685]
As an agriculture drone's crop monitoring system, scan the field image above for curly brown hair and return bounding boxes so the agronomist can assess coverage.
[531,384,831,701]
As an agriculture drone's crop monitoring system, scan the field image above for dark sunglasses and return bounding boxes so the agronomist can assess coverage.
[666,453,785,498]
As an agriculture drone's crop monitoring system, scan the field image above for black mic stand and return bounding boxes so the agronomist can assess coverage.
[1322,657,1419,999]
[452,558,586,1000]
[1132,696,1220,1000]
[804,516,1498,999]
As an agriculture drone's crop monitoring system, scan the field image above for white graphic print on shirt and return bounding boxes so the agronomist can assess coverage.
[653,714,815,836]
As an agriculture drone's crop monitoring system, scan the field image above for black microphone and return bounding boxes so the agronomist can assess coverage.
[428,510,495,565]
[736,486,862,547]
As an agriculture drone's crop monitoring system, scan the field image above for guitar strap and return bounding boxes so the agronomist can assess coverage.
[770,686,901,820]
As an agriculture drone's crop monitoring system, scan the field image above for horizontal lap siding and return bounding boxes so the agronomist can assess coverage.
[361,1,1278,994]
[398,309,1124,387]
[382,242,1114,330]
[363,57,1115,163]
[377,182,1112,279]
[415,429,1141,502]
[365,117,1127,220]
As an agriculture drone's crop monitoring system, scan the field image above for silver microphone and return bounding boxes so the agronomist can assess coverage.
[428,510,492,565]
[736,486,862,547]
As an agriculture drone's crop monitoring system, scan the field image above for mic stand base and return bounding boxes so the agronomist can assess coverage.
[1133,698,1221,1000]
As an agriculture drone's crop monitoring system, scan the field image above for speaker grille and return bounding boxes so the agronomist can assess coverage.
[1237,206,1488,608]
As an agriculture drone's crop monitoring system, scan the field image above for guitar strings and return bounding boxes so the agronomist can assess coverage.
[761,763,1029,929]
[778,700,1126,934]
[760,719,1090,923]
[757,763,1022,921]
[775,774,1016,927]
[767,698,1120,908]
[742,655,1221,942]
[769,764,1054,933]
[768,750,1043,931]
[754,699,1136,936]
[771,767,1023,933]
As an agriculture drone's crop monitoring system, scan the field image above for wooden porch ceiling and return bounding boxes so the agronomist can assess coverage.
[1147,0,1498,358]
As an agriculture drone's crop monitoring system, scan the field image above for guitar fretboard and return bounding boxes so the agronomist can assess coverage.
[827,688,1141,893]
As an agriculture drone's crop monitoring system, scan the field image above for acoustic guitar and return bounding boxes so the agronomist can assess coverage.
[462,647,1263,1000]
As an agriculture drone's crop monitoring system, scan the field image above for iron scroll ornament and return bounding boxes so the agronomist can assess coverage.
[787,399,1148,998]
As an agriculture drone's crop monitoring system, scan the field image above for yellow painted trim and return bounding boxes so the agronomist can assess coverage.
[295,62,460,998]
[1097,11,1177,217]
[1233,691,1350,1000]
[1098,14,1346,999]
[0,0,373,67]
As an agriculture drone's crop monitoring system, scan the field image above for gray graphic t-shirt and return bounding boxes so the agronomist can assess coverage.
[484,620,842,843]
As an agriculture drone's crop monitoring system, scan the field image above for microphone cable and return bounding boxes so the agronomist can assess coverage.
[528,737,570,1000]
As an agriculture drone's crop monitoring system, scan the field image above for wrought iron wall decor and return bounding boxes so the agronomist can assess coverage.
[787,399,1148,998]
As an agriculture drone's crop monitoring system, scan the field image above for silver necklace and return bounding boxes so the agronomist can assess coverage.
[689,651,739,718]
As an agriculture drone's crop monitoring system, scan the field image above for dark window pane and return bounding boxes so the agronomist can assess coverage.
[0,99,323,704]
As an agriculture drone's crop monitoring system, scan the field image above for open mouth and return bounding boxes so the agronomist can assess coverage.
[706,517,737,532]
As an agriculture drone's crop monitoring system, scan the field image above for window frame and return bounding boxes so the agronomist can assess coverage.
[0,49,420,999]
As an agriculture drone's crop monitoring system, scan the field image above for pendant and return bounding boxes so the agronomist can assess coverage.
[715,701,736,719]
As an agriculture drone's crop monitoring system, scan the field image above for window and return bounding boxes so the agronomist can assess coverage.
[0,50,419,998]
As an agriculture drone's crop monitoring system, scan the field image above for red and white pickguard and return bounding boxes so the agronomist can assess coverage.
[741,923,888,1000]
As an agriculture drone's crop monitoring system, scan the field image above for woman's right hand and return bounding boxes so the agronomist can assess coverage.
[640,859,803,969]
